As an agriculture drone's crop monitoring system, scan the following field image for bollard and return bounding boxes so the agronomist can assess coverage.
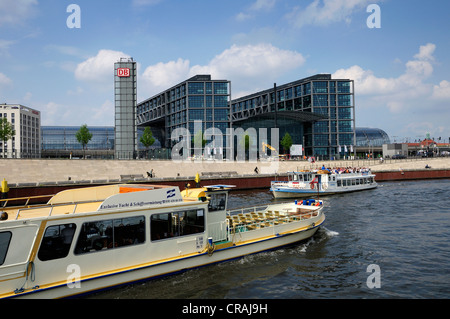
[1,178,9,200]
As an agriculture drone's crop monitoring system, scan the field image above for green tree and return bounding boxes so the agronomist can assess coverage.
[280,132,293,154]
[140,127,155,157]
[0,118,15,158]
[75,124,93,158]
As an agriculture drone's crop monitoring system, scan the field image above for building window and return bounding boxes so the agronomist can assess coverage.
[303,83,311,95]
[338,94,352,106]
[214,82,228,94]
[214,109,228,121]
[214,95,228,108]
[337,81,351,93]
[295,85,302,97]
[313,95,328,107]
[313,81,328,93]
[38,224,77,261]
[338,120,353,132]
[188,96,204,108]
[189,109,204,121]
[205,82,212,94]
[151,209,205,241]
[338,107,352,119]
[188,82,204,95]
[314,121,329,133]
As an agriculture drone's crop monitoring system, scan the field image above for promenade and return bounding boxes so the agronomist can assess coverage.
[1,157,449,186]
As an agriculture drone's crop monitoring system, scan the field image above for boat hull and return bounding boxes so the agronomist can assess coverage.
[271,184,377,199]
[10,220,323,299]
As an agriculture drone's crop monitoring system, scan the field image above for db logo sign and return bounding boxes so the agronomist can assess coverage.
[117,68,130,77]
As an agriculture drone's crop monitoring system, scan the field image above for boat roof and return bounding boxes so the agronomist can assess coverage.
[2,184,191,221]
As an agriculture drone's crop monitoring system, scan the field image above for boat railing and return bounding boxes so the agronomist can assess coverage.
[0,194,54,208]
[14,200,102,220]
[228,205,268,216]
[227,205,321,235]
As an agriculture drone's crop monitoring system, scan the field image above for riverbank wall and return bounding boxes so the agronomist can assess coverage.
[1,157,449,198]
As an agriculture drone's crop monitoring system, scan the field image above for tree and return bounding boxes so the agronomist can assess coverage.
[0,118,15,158]
[75,124,92,158]
[280,132,293,154]
[140,127,155,157]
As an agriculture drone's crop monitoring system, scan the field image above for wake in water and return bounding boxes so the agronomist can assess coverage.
[322,227,339,237]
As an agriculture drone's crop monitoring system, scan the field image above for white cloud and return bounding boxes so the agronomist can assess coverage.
[413,43,436,61]
[132,0,162,7]
[235,12,252,22]
[92,100,114,122]
[236,0,277,22]
[75,49,131,82]
[333,43,450,139]
[40,101,72,125]
[141,58,190,91]
[191,43,304,79]
[0,0,38,27]
[288,0,372,28]
[333,43,436,107]
[250,0,277,11]
[139,43,305,99]
[432,80,450,100]
[0,72,12,85]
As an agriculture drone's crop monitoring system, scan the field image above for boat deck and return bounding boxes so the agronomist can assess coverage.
[227,202,321,232]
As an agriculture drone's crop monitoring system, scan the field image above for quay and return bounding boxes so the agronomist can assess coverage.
[1,157,449,199]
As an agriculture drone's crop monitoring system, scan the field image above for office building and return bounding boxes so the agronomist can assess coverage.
[137,74,355,159]
[0,104,41,158]
[231,74,355,158]
[114,58,137,159]
[137,75,231,157]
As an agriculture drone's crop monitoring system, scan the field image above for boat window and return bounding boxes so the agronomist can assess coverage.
[0,231,12,265]
[337,180,341,187]
[74,216,145,255]
[208,193,227,212]
[151,209,204,241]
[38,224,77,261]
[293,174,298,181]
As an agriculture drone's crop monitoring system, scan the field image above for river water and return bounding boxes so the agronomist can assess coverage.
[87,179,450,299]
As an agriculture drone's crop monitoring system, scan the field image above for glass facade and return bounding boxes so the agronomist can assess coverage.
[231,74,355,158]
[355,127,390,147]
[114,58,137,159]
[41,126,115,151]
[136,75,231,156]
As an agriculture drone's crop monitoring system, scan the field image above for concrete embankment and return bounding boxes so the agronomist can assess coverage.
[1,157,449,198]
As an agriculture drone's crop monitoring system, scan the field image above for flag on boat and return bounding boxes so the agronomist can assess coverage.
[309,177,318,189]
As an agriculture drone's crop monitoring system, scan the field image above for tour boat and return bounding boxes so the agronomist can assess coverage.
[0,183,325,299]
[270,169,377,198]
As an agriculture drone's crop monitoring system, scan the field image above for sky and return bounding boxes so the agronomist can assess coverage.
[1,0,449,143]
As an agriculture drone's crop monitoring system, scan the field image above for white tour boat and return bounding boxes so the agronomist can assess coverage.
[0,183,324,299]
[270,169,377,198]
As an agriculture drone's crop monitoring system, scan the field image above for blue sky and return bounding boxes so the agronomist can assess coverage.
[1,0,449,143]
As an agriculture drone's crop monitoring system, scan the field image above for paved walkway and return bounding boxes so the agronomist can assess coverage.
[1,157,449,186]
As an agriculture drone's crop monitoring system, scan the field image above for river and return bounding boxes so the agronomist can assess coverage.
[87,179,450,299]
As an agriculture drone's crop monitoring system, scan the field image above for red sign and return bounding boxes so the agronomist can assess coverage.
[117,68,130,77]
